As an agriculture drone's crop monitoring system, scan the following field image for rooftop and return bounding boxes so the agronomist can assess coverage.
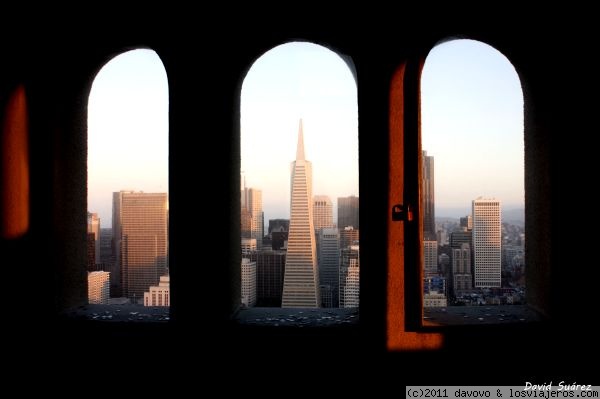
[62,304,169,322]
[235,307,359,327]
[424,305,542,326]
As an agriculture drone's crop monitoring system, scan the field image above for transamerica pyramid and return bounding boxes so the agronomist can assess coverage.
[281,119,320,307]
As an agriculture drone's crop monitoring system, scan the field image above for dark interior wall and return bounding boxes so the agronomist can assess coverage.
[1,13,595,383]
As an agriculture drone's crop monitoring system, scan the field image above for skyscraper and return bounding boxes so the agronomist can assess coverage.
[337,195,359,229]
[113,191,168,302]
[88,271,110,304]
[423,151,436,241]
[424,240,438,277]
[241,258,257,307]
[313,195,334,305]
[318,227,340,307]
[268,219,289,234]
[87,212,100,264]
[340,245,359,308]
[452,243,472,294]
[313,195,333,232]
[99,227,113,265]
[472,198,501,288]
[250,249,286,307]
[282,120,320,308]
[87,232,96,272]
[339,225,359,250]
[268,219,289,250]
[241,182,264,246]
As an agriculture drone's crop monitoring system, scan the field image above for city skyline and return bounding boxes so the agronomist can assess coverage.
[87,39,524,226]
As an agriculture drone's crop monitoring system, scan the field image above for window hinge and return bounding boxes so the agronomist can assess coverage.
[391,204,414,222]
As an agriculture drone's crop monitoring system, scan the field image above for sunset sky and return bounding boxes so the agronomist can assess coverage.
[88,39,523,227]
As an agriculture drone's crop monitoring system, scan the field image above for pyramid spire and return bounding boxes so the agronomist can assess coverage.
[296,119,305,161]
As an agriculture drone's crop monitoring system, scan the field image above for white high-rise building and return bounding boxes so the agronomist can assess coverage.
[340,245,360,308]
[472,198,501,288]
[144,275,170,307]
[313,195,333,232]
[282,120,320,307]
[241,258,257,307]
[88,271,110,304]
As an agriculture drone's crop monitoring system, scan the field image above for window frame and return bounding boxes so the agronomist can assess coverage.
[387,39,549,346]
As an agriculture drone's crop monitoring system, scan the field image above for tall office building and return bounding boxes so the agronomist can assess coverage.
[88,271,110,304]
[460,215,472,231]
[241,258,257,307]
[87,232,96,272]
[313,195,333,232]
[318,227,340,307]
[449,229,473,297]
[339,226,359,250]
[422,151,435,241]
[282,120,320,308]
[452,243,472,294]
[99,227,118,296]
[241,182,264,246]
[337,195,359,229]
[99,228,113,265]
[450,230,472,248]
[313,195,334,305]
[268,219,289,234]
[424,240,438,277]
[472,198,501,288]
[268,219,289,250]
[248,250,286,307]
[87,212,101,264]
[340,245,359,308]
[113,191,168,302]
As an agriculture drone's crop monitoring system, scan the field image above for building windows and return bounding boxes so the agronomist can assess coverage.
[239,41,358,317]
[87,49,169,310]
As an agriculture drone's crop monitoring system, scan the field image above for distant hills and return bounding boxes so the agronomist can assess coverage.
[436,207,524,227]
[502,208,524,227]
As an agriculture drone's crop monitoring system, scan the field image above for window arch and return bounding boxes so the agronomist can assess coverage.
[87,49,169,309]
[238,41,359,318]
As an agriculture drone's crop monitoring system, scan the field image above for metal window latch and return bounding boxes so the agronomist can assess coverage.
[392,204,413,222]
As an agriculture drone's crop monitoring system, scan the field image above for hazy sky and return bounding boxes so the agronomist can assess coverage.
[87,39,523,227]
[241,42,359,224]
[421,40,524,217]
[88,49,169,228]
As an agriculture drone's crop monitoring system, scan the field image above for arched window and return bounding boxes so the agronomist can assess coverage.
[88,49,169,311]
[420,39,524,325]
[239,41,358,320]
